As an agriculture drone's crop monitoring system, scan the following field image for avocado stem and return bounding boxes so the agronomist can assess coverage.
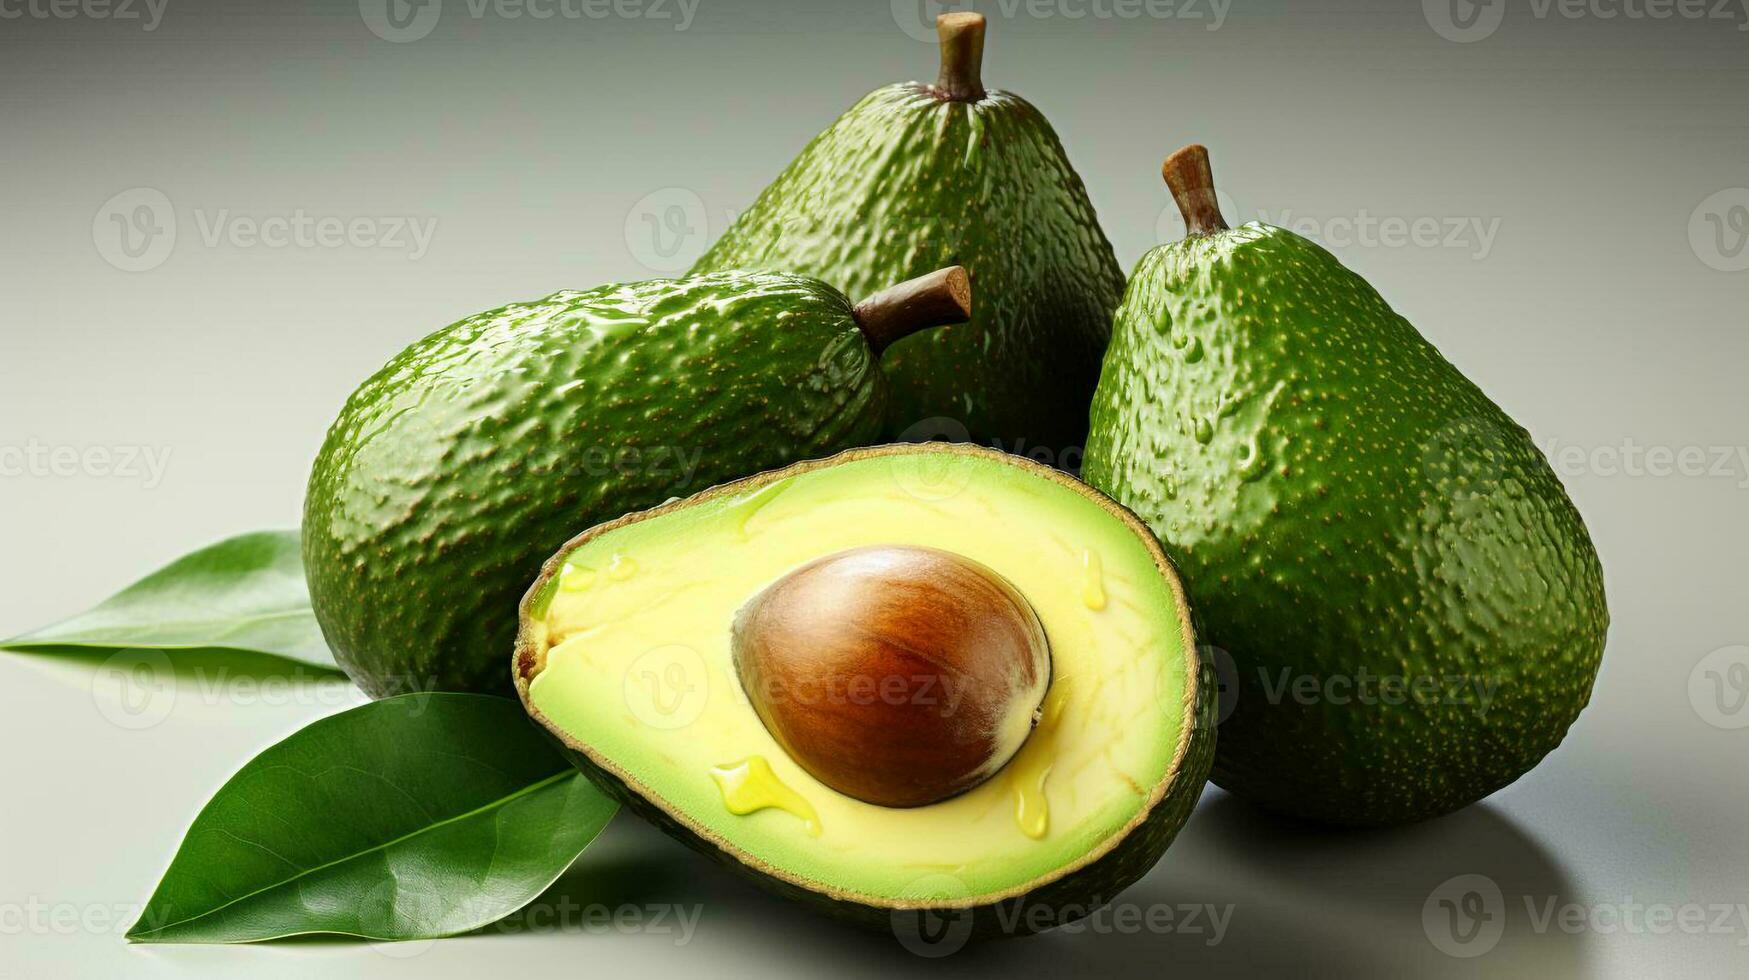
[853,266,972,355]
[933,12,987,102]
[1163,144,1230,237]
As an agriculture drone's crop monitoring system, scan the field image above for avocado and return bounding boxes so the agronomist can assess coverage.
[514,444,1214,937]
[305,268,971,697]
[1083,145,1608,827]
[691,13,1125,459]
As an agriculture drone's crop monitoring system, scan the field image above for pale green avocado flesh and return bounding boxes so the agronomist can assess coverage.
[517,447,1208,912]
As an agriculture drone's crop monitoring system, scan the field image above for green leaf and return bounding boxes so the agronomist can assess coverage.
[127,693,617,943]
[1,530,341,674]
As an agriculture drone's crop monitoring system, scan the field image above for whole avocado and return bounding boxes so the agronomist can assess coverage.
[691,13,1124,457]
[306,268,970,697]
[1083,146,1608,827]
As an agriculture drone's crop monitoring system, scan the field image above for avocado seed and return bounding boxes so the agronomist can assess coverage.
[730,545,1051,808]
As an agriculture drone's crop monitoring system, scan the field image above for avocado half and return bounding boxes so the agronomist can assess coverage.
[514,444,1214,938]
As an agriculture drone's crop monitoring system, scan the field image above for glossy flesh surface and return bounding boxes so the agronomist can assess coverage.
[516,446,1213,934]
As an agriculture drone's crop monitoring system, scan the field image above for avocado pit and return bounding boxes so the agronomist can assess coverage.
[730,545,1051,809]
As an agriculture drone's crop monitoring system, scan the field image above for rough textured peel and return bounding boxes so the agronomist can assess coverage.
[1085,222,1608,827]
[306,272,892,697]
[692,48,1124,455]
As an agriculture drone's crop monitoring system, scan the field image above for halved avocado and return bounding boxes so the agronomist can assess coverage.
[514,444,1213,938]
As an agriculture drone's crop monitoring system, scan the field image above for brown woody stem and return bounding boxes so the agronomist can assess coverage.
[933,12,987,102]
[853,266,972,355]
[1163,144,1229,237]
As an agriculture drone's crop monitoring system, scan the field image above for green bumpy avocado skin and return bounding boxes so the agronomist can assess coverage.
[692,83,1124,456]
[1084,224,1609,827]
[304,272,887,697]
